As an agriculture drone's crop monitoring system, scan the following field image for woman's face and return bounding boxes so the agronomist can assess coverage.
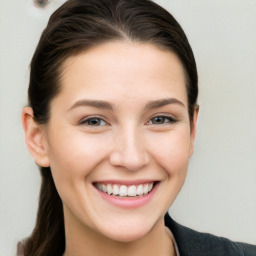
[43,41,197,242]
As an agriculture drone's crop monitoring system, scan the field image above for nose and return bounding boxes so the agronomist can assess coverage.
[109,126,149,171]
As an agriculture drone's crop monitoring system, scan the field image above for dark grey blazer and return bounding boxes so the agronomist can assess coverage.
[165,213,256,256]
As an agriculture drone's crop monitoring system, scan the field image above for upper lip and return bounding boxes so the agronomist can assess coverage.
[93,179,159,186]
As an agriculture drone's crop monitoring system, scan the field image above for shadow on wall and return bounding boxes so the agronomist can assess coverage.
[33,0,49,8]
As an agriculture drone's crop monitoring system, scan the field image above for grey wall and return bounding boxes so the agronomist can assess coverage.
[0,0,255,255]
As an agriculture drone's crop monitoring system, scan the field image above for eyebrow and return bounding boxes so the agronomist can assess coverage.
[144,98,185,110]
[68,97,185,111]
[68,99,114,111]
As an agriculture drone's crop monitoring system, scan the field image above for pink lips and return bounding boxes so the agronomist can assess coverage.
[94,181,159,209]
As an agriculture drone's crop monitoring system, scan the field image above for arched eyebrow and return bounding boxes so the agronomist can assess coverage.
[68,99,113,111]
[68,98,185,111]
[144,98,185,111]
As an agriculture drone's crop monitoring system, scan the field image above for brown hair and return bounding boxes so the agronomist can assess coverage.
[24,0,198,255]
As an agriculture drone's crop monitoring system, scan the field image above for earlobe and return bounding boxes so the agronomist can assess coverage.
[189,105,199,157]
[21,107,50,167]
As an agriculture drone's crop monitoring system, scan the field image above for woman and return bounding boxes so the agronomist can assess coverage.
[20,0,256,255]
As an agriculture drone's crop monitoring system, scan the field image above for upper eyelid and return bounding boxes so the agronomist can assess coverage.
[146,113,177,121]
[146,115,177,124]
[78,115,109,125]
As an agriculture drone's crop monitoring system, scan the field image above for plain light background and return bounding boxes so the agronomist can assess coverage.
[0,0,255,255]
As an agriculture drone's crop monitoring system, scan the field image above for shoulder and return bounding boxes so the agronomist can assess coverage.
[164,213,256,256]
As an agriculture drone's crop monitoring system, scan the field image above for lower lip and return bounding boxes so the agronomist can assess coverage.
[95,183,159,209]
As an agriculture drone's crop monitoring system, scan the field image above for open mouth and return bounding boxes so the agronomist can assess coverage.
[93,182,158,198]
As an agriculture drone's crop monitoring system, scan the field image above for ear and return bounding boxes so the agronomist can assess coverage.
[189,105,199,157]
[21,107,50,167]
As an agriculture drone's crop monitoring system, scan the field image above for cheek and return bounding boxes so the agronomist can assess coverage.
[46,130,112,222]
[150,130,192,206]
[46,130,111,189]
[148,129,192,176]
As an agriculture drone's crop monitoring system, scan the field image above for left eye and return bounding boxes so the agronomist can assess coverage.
[148,116,176,125]
[79,117,107,126]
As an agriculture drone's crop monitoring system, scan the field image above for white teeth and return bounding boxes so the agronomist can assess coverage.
[137,184,144,196]
[127,185,137,197]
[113,184,119,195]
[119,185,128,196]
[143,184,149,194]
[107,184,112,195]
[96,183,100,190]
[96,182,155,197]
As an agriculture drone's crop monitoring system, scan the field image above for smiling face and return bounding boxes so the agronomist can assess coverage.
[41,41,197,242]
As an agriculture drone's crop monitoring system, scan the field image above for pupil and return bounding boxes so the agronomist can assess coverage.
[154,117,163,124]
[89,119,100,125]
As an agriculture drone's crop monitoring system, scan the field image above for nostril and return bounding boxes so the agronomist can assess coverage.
[109,150,149,171]
[109,134,149,170]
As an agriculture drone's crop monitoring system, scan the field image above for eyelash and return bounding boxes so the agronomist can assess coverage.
[78,115,177,127]
[78,116,108,126]
[146,115,177,125]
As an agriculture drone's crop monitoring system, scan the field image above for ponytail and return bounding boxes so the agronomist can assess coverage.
[24,168,65,256]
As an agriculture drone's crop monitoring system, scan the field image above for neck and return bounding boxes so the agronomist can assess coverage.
[63,211,176,256]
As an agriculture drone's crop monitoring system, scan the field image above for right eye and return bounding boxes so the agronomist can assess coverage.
[79,117,107,126]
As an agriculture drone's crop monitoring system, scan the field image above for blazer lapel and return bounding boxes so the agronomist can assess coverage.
[164,213,244,256]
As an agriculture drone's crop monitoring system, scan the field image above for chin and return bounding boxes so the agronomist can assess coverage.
[104,228,149,243]
[97,217,155,243]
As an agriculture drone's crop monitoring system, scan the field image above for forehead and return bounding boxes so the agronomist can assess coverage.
[58,41,188,106]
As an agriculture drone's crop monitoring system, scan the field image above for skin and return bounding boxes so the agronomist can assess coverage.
[22,41,198,256]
